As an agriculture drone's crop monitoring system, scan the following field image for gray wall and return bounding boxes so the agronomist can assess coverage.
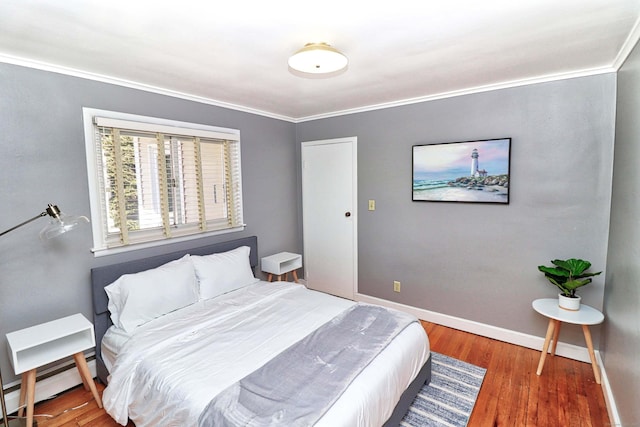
[0,63,298,383]
[603,41,640,425]
[0,60,629,420]
[297,74,616,346]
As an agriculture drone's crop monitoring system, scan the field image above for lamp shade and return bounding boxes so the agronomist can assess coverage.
[39,204,89,240]
[288,42,348,74]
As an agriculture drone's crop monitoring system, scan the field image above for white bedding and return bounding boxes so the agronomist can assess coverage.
[102,281,430,427]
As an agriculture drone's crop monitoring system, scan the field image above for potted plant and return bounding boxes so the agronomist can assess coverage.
[537,258,602,310]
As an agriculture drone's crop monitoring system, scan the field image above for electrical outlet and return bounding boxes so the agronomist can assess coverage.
[368,199,375,211]
[393,280,401,292]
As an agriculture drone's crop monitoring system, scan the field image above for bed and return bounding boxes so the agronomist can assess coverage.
[91,236,431,426]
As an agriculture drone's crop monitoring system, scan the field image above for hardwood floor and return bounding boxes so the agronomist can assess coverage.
[17,321,610,426]
[422,321,610,427]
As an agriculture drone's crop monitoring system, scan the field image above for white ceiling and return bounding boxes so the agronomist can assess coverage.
[1,0,639,121]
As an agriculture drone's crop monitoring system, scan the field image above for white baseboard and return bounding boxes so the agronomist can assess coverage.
[597,352,622,426]
[3,358,97,415]
[355,292,621,424]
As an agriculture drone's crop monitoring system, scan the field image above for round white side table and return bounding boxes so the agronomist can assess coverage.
[532,298,604,384]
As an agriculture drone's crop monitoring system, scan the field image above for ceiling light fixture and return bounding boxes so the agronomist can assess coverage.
[288,42,348,75]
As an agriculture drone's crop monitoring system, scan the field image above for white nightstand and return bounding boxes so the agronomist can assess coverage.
[6,313,103,427]
[261,252,302,283]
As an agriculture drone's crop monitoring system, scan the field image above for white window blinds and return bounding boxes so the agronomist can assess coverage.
[84,110,244,253]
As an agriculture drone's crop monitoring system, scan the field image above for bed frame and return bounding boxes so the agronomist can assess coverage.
[90,234,430,425]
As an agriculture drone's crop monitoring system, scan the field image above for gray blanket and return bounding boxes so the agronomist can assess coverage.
[198,303,417,427]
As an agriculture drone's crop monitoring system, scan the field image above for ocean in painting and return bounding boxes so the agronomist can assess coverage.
[413,170,509,203]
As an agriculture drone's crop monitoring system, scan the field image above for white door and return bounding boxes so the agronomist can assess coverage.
[301,137,357,299]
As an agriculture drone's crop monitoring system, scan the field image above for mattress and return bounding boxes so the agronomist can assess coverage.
[102,281,430,426]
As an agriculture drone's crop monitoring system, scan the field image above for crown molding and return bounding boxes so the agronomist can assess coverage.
[294,67,616,122]
[612,15,640,70]
[0,53,618,124]
[0,54,296,123]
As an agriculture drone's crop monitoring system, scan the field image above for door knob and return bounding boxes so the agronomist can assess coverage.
[345,212,351,217]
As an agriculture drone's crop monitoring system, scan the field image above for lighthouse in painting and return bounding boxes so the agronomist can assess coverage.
[470,148,488,177]
[470,148,479,176]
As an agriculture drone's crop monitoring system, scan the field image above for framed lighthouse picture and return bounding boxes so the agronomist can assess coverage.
[412,138,511,204]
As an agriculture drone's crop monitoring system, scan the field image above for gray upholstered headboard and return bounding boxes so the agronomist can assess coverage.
[90,235,258,384]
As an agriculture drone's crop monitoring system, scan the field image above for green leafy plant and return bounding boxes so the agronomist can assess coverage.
[537,258,602,298]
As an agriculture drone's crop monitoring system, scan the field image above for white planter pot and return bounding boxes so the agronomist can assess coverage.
[558,293,581,311]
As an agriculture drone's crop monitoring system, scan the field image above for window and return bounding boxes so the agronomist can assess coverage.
[83,109,244,254]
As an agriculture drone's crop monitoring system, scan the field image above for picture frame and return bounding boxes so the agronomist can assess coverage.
[412,138,511,204]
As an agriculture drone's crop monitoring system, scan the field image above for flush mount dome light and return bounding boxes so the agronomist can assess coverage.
[288,42,348,74]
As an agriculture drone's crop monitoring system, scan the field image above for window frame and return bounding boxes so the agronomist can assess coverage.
[83,108,245,256]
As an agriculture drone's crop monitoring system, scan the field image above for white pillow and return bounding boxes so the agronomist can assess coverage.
[105,254,198,332]
[191,246,259,300]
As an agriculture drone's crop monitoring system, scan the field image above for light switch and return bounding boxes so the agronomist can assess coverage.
[368,200,375,211]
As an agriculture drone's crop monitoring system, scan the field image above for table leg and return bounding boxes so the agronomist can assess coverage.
[25,369,36,427]
[17,372,27,417]
[73,353,103,408]
[550,321,561,355]
[292,270,299,283]
[581,325,602,384]
[536,318,557,376]
[267,273,273,282]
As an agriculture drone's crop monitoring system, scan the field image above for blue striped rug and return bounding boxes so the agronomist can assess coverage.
[401,352,486,427]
